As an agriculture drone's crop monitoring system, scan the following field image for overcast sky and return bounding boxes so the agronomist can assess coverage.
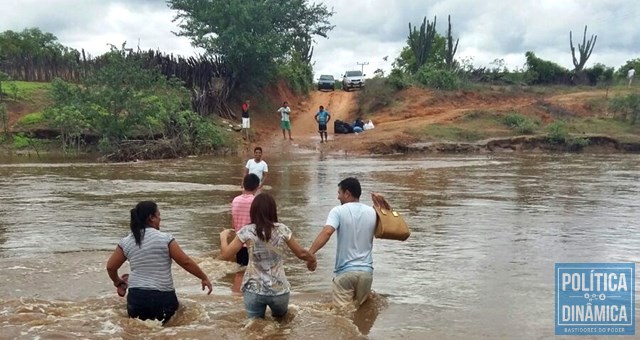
[2,0,639,80]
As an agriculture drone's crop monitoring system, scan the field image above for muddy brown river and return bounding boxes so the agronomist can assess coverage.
[0,150,639,339]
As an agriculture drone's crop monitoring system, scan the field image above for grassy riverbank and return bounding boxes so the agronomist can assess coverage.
[3,80,640,157]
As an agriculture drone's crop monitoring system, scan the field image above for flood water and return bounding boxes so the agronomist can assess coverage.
[1,149,639,339]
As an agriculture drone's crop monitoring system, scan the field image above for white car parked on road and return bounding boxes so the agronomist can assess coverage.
[342,70,365,91]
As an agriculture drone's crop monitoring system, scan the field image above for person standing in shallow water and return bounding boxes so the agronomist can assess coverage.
[244,146,268,190]
[219,193,317,319]
[106,201,212,324]
[307,177,377,310]
[231,173,260,266]
[277,101,293,140]
[314,105,331,143]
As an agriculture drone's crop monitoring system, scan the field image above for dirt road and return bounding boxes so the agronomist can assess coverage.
[261,90,358,151]
[291,90,356,139]
[264,85,623,154]
[267,87,543,153]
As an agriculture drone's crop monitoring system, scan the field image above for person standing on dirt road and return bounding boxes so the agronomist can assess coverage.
[314,105,331,143]
[242,99,251,140]
[277,101,293,140]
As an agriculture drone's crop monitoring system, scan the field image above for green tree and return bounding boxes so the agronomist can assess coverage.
[43,79,89,152]
[46,45,226,156]
[583,63,614,86]
[525,51,571,84]
[616,58,640,78]
[277,52,314,94]
[0,28,63,56]
[167,0,334,87]
[393,46,416,73]
[0,28,81,81]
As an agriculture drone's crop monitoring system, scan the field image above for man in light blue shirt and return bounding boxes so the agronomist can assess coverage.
[308,177,377,309]
[314,105,331,143]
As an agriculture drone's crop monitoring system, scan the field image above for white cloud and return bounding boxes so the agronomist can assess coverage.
[2,0,639,78]
[312,0,640,76]
[2,0,203,57]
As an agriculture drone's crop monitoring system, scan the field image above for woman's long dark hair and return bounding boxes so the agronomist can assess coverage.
[250,193,278,242]
[130,201,158,246]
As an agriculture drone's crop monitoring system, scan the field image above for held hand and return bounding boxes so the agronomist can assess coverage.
[220,229,233,239]
[306,258,317,272]
[220,229,235,246]
[114,273,129,297]
[202,279,213,295]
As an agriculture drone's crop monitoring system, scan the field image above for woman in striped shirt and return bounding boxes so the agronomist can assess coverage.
[106,201,213,324]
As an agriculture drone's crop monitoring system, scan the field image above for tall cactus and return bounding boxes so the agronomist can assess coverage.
[292,36,314,64]
[570,25,597,72]
[408,16,437,71]
[445,15,459,69]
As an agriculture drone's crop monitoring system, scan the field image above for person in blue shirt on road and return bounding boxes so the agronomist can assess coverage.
[314,105,331,143]
[307,177,377,310]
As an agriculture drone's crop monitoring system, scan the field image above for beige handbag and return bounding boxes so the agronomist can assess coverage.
[372,193,410,241]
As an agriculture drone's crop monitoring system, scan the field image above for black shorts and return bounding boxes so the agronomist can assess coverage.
[127,288,179,324]
[318,123,327,132]
[236,247,249,266]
